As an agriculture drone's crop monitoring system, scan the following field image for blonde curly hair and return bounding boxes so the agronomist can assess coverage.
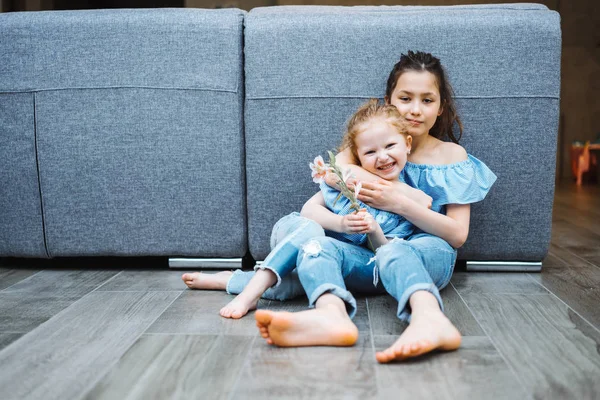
[341,98,410,165]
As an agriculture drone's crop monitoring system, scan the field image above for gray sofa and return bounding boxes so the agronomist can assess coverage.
[0,4,561,271]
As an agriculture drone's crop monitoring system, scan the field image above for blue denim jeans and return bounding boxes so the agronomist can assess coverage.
[294,233,456,321]
[227,213,457,322]
[374,233,457,321]
[226,212,324,301]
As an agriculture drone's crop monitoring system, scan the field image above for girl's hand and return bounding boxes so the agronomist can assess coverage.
[357,180,409,213]
[340,209,375,234]
[357,210,377,234]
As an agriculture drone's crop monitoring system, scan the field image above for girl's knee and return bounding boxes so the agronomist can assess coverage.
[297,236,337,260]
[296,237,342,274]
[375,239,420,280]
[376,239,415,263]
[271,213,325,249]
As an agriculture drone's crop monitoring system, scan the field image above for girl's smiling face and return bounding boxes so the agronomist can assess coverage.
[354,119,411,181]
[388,71,443,139]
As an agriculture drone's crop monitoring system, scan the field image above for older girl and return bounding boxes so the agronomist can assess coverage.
[255,51,496,363]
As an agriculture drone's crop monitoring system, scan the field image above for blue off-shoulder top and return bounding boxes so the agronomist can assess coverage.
[400,154,497,215]
[320,154,496,245]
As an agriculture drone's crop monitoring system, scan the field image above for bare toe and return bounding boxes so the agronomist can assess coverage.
[255,310,274,327]
[220,306,231,318]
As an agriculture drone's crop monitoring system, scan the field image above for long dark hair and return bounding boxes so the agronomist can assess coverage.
[385,51,463,144]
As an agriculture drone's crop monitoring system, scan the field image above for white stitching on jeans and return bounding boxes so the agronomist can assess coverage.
[372,265,379,287]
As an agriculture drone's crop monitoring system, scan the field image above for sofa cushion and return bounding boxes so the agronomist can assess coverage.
[0,93,47,257]
[245,5,561,261]
[0,9,247,257]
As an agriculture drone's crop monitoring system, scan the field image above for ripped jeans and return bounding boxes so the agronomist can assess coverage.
[296,234,456,321]
[227,213,457,322]
[226,212,324,301]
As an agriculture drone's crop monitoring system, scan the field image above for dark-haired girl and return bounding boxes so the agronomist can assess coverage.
[255,51,496,363]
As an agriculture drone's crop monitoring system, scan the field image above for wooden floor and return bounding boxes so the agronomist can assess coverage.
[1,180,599,400]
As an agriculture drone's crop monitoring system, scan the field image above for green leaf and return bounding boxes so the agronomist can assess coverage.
[333,192,343,206]
[328,150,336,165]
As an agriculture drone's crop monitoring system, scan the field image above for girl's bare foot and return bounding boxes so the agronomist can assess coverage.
[375,308,461,363]
[181,271,232,290]
[254,305,358,347]
[220,295,259,319]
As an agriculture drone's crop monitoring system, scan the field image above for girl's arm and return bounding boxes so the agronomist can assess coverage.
[300,193,381,238]
[329,148,432,209]
[300,192,343,232]
[358,180,470,249]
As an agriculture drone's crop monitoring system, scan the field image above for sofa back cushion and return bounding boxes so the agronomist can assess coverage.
[0,9,247,257]
[244,5,561,261]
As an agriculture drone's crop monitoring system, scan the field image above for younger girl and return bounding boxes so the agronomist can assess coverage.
[182,99,427,319]
[255,50,496,363]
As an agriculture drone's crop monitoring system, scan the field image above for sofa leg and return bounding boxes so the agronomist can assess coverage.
[168,258,243,269]
[466,261,542,272]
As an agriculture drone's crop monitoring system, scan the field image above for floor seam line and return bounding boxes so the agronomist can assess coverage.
[525,273,600,335]
[227,332,259,400]
[0,270,45,291]
[76,290,184,399]
[550,243,600,270]
[450,281,532,397]
[365,297,382,395]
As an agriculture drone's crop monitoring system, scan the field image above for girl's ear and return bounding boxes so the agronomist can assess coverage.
[384,95,390,104]
[406,135,413,153]
[437,105,444,116]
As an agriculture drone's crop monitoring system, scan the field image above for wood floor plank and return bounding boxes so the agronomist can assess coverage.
[444,283,486,336]
[553,195,600,219]
[0,293,83,332]
[459,293,600,399]
[451,271,549,296]
[542,251,566,270]
[529,265,600,329]
[585,256,600,268]
[552,203,600,236]
[554,182,600,208]
[368,284,484,337]
[0,291,180,400]
[0,269,120,332]
[97,269,188,291]
[366,294,408,335]
[2,269,119,297]
[553,197,600,219]
[0,333,23,351]
[353,297,370,333]
[0,268,40,290]
[232,333,376,399]
[546,243,598,269]
[551,220,600,259]
[373,336,528,400]
[85,334,253,400]
[146,290,265,336]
